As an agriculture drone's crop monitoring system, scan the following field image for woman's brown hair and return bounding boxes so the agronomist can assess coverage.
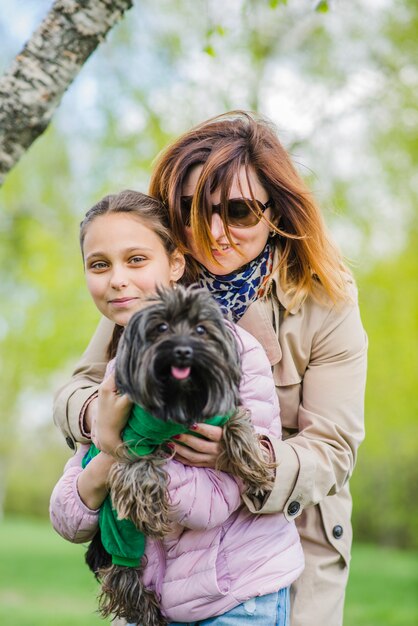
[80,189,180,358]
[149,110,350,309]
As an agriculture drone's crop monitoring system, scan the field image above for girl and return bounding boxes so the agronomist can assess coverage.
[53,111,367,626]
[50,189,304,625]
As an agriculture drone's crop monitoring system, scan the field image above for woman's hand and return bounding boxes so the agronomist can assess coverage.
[170,423,225,468]
[94,372,132,454]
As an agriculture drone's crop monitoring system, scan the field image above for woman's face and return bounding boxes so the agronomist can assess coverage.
[182,165,272,275]
[83,213,185,326]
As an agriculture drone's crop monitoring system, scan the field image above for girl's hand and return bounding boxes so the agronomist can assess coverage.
[77,451,116,510]
[94,372,132,454]
[170,423,225,468]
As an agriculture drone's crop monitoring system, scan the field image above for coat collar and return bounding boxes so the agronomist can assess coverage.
[236,247,302,365]
[269,246,302,315]
[238,298,282,365]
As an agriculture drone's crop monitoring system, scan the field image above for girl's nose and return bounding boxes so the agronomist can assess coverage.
[210,212,227,240]
[110,268,128,289]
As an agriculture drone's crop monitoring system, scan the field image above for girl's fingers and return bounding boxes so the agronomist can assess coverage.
[116,393,132,410]
[99,371,117,392]
[95,372,132,454]
[98,372,131,409]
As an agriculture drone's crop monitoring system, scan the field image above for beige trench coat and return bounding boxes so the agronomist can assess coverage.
[53,273,367,626]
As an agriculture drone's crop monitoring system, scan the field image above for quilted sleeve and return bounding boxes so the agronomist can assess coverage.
[49,445,100,543]
[165,459,244,530]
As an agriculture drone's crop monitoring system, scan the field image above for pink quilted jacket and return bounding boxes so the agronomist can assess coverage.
[50,324,304,622]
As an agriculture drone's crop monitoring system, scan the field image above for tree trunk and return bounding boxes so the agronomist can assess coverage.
[0,0,133,186]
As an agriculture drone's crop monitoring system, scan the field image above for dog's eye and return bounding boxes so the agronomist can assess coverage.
[156,323,169,333]
[195,325,207,335]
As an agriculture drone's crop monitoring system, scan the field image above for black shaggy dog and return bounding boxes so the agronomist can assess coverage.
[87,286,274,625]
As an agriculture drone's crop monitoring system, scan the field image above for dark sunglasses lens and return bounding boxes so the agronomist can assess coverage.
[227,200,262,227]
[180,197,268,228]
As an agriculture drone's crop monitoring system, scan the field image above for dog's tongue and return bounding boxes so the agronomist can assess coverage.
[171,366,191,380]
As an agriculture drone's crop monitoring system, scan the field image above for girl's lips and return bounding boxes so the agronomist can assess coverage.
[108,297,138,307]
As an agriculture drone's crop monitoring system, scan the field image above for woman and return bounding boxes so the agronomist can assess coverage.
[54,111,367,626]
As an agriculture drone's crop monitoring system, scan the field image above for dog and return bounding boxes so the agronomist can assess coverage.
[87,285,275,625]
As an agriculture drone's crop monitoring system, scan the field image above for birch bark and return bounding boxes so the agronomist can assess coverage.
[0,0,133,186]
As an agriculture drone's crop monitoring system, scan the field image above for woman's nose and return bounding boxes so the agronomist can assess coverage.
[210,212,227,240]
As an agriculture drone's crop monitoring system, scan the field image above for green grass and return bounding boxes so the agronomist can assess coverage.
[0,517,417,625]
[0,517,104,626]
[344,543,418,626]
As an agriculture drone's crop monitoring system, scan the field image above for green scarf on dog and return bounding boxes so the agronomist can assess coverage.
[83,404,230,568]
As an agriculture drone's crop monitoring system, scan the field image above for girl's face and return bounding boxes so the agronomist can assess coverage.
[182,165,272,276]
[83,213,185,327]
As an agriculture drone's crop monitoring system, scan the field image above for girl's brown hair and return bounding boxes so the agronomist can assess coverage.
[149,110,350,309]
[80,189,178,258]
[80,189,180,358]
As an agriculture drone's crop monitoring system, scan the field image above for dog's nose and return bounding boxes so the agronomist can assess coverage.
[173,346,193,362]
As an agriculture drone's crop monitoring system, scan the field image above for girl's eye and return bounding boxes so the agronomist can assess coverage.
[130,256,146,264]
[90,261,108,270]
[195,325,206,335]
[157,323,169,333]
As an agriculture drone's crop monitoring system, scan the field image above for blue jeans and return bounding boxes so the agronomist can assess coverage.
[168,587,290,626]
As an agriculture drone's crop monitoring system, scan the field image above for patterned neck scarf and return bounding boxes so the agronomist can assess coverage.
[197,242,274,322]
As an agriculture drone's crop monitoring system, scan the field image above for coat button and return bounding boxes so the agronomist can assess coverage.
[65,436,76,450]
[332,524,343,539]
[287,501,301,516]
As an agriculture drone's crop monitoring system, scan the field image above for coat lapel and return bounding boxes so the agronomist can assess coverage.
[238,297,282,366]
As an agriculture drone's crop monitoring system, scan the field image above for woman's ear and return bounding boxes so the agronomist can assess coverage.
[170,250,186,283]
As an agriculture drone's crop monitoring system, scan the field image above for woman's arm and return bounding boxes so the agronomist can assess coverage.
[53,317,114,447]
[253,297,367,518]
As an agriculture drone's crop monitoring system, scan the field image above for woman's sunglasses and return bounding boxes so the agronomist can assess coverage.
[180,196,272,229]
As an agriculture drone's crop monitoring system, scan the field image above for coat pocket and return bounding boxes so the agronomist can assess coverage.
[272,365,302,432]
[318,487,353,567]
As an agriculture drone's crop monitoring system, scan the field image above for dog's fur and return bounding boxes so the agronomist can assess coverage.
[87,286,275,625]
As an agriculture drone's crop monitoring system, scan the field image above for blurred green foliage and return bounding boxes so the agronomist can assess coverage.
[352,229,418,548]
[1,0,417,550]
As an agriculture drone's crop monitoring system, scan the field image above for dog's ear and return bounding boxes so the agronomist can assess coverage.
[114,309,148,399]
[206,299,242,388]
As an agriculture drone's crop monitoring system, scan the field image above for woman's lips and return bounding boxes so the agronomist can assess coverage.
[211,244,237,257]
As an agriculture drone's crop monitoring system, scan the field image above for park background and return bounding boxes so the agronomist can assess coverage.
[0,1,417,624]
